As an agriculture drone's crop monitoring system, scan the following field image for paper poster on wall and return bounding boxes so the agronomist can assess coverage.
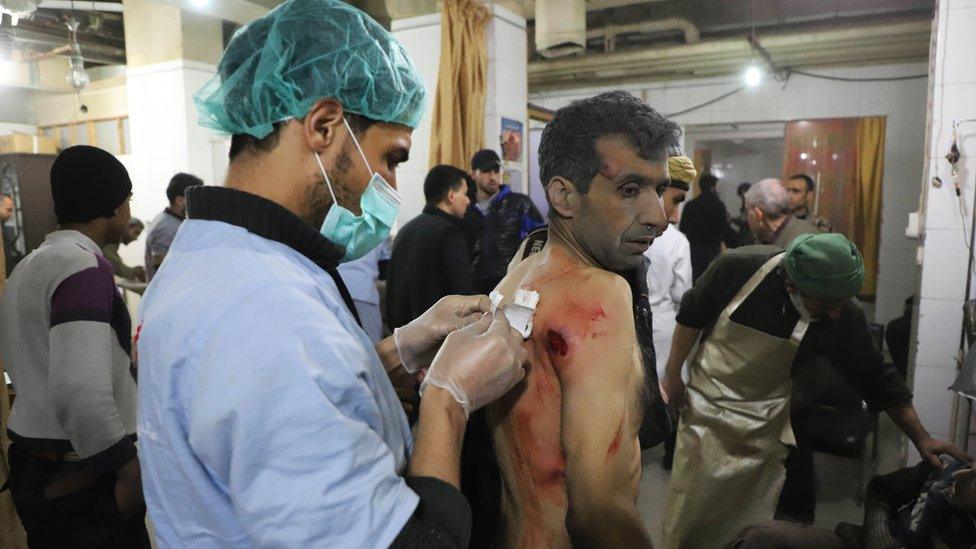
[500,117,523,162]
[504,167,522,191]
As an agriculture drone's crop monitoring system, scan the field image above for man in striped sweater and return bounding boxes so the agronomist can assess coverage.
[0,145,149,547]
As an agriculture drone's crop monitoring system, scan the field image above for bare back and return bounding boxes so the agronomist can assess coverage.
[488,244,645,548]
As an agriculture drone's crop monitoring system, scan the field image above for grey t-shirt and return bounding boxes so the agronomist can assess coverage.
[145,208,183,281]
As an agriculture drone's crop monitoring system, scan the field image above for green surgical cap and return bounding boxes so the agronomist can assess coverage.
[784,233,865,300]
[194,0,427,138]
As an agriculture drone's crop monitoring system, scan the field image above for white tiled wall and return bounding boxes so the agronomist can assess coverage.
[531,62,930,325]
[913,0,976,447]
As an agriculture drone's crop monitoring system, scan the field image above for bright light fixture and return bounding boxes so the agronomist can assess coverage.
[743,66,763,87]
[800,152,808,160]
[190,0,208,8]
[0,60,15,84]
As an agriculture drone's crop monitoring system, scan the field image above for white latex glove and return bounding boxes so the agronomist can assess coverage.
[394,295,491,373]
[419,310,528,417]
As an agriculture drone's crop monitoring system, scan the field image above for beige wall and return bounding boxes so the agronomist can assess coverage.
[181,11,224,66]
[31,78,128,127]
[123,0,222,68]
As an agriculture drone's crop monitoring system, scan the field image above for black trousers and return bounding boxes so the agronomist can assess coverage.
[460,409,501,549]
[776,411,817,524]
[6,444,151,549]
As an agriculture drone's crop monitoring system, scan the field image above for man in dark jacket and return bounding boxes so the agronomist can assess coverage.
[386,165,475,329]
[679,172,736,281]
[463,149,544,292]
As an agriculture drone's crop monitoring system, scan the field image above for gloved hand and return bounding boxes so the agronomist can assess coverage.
[419,310,527,417]
[394,295,491,373]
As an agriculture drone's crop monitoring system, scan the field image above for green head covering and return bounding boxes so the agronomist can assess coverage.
[194,0,427,138]
[784,233,865,300]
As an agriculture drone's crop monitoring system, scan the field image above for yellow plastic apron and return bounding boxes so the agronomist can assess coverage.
[662,254,809,549]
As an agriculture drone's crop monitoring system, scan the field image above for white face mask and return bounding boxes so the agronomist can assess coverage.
[789,291,818,322]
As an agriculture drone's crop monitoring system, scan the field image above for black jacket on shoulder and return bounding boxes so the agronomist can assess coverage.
[386,206,475,330]
[464,185,544,294]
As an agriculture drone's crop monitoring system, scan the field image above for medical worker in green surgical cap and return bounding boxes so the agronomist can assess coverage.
[136,1,527,546]
[658,233,971,548]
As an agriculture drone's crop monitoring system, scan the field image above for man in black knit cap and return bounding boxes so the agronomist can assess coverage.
[0,145,150,547]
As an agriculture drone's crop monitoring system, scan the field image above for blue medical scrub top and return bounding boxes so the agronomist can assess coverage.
[136,217,418,547]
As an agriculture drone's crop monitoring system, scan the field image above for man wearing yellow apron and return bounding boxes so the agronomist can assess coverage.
[660,234,971,548]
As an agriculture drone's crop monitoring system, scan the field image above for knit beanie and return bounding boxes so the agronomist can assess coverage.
[51,145,132,223]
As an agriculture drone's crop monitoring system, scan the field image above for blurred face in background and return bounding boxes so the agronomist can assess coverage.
[786,177,813,212]
[444,180,471,218]
[661,185,687,225]
[0,195,14,222]
[124,223,144,245]
[472,166,502,197]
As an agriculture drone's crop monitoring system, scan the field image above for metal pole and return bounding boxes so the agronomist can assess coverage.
[951,159,976,450]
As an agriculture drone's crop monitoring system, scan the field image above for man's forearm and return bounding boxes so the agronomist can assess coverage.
[376,336,402,373]
[665,324,701,378]
[886,400,930,445]
[567,498,654,548]
[408,387,466,488]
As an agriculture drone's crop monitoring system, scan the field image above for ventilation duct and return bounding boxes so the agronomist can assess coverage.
[535,0,585,59]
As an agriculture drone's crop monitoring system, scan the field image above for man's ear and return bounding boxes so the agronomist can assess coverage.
[547,177,578,218]
[304,99,346,154]
[753,207,765,224]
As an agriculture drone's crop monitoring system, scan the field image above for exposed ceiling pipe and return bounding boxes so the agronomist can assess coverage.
[586,16,700,49]
[0,27,124,63]
[37,0,124,11]
[531,19,928,79]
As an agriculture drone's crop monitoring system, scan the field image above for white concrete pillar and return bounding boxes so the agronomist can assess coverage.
[124,60,229,223]
[484,5,529,195]
[121,0,230,224]
[390,12,443,227]
[912,0,976,452]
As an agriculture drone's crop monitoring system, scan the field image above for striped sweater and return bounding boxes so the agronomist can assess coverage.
[0,230,137,473]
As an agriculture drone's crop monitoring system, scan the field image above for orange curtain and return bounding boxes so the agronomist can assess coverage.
[428,0,490,169]
[853,116,886,296]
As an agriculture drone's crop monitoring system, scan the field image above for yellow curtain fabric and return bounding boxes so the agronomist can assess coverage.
[854,116,886,297]
[0,238,28,548]
[428,0,490,169]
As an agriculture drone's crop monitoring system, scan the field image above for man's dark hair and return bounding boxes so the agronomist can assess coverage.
[228,112,379,161]
[790,173,816,192]
[166,173,204,203]
[538,91,680,197]
[698,173,718,194]
[424,165,468,205]
[737,182,751,197]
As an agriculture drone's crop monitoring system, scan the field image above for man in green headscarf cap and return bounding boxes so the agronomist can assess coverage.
[136,1,528,546]
[658,234,970,548]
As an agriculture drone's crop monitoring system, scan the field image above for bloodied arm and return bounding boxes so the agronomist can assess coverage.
[556,276,654,548]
